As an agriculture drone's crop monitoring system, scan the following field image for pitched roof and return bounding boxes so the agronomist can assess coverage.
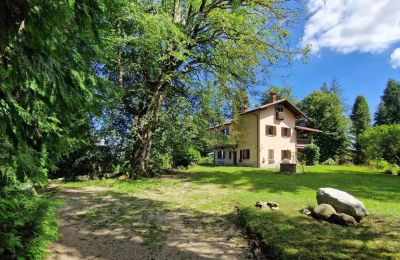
[240,99,306,118]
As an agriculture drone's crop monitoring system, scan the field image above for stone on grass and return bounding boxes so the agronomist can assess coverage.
[313,204,336,219]
[255,201,279,211]
[317,188,368,222]
[329,213,357,226]
[300,208,312,216]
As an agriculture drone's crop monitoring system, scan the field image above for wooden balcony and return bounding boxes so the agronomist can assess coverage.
[297,138,311,145]
[275,112,284,120]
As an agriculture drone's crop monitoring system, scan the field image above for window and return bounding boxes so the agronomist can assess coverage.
[266,125,276,136]
[229,151,232,159]
[281,150,291,160]
[281,127,291,137]
[240,149,250,160]
[217,150,225,159]
[268,149,274,161]
[221,128,230,135]
[275,106,284,113]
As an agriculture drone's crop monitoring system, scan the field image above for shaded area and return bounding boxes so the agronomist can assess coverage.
[47,186,250,260]
[237,207,400,259]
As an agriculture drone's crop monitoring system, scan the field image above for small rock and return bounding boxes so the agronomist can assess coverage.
[267,201,279,208]
[329,213,357,226]
[255,201,279,210]
[300,208,312,216]
[313,203,336,219]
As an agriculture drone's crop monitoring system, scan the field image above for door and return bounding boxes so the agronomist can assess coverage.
[233,151,237,165]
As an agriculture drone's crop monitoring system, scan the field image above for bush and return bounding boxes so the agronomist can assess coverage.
[302,144,320,166]
[322,158,336,165]
[368,159,389,170]
[0,186,59,259]
[187,147,201,165]
[198,156,213,165]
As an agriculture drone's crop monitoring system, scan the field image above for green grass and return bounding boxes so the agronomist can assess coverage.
[61,165,400,259]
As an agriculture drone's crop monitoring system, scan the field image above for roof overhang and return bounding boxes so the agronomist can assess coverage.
[240,99,306,119]
[295,126,323,133]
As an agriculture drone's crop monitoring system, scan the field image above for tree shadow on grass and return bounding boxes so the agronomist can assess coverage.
[238,207,400,259]
[47,186,250,260]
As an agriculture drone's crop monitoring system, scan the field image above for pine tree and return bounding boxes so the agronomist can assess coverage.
[374,79,400,125]
[350,95,371,164]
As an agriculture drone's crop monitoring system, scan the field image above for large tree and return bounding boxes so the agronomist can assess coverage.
[100,0,306,177]
[350,95,370,164]
[0,0,101,185]
[299,91,349,162]
[374,79,400,125]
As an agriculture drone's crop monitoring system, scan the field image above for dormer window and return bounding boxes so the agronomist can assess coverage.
[221,128,230,135]
[275,106,284,120]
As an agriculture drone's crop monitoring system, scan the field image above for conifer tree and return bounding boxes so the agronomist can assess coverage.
[350,95,371,164]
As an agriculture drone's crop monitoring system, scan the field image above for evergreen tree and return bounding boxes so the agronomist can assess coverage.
[299,91,350,163]
[374,79,400,125]
[350,95,371,164]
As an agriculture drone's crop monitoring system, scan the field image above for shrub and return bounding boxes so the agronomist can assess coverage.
[302,144,320,166]
[322,158,336,165]
[368,159,389,170]
[198,156,213,165]
[0,186,59,259]
[187,147,201,165]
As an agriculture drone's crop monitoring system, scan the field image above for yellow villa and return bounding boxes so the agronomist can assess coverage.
[210,92,321,168]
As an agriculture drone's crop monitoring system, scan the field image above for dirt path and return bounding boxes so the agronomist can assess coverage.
[47,185,250,260]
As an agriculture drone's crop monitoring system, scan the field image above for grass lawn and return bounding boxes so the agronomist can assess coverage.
[61,165,400,259]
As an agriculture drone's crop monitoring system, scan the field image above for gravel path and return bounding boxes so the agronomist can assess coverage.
[47,186,250,260]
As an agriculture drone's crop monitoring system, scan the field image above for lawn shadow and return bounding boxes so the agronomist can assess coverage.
[47,186,250,260]
[237,207,400,259]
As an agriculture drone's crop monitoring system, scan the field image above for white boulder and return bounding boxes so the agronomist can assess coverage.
[316,188,368,221]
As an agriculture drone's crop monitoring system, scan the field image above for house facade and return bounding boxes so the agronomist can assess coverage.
[211,92,321,168]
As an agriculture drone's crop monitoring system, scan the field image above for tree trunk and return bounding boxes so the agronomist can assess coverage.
[129,85,165,178]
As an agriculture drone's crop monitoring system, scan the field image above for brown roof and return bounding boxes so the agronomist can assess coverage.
[295,126,323,133]
[208,121,233,130]
[240,99,306,119]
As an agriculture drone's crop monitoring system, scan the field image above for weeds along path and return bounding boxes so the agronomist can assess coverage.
[47,184,250,260]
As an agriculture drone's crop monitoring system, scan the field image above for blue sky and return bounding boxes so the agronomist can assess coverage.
[254,0,400,117]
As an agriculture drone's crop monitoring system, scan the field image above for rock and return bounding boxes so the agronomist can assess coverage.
[313,203,336,219]
[300,208,312,216]
[329,213,357,226]
[255,201,279,210]
[316,188,368,221]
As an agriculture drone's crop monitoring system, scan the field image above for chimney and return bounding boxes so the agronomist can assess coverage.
[269,91,277,103]
[242,105,248,113]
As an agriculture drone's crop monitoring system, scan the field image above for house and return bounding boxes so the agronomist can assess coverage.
[210,92,321,168]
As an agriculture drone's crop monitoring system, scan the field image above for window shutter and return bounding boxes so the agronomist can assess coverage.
[240,150,242,160]
[265,125,268,135]
[247,149,250,159]
[273,126,277,136]
[281,150,285,160]
[281,128,284,137]
[288,128,291,137]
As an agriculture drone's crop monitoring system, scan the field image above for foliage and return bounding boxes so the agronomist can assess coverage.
[374,79,400,125]
[299,91,350,162]
[322,158,336,165]
[259,85,297,105]
[0,0,102,185]
[0,186,58,259]
[302,144,320,166]
[360,124,400,165]
[350,95,371,164]
[368,159,390,171]
[198,156,213,165]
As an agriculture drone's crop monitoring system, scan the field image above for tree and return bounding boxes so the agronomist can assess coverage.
[259,85,297,105]
[374,79,400,125]
[320,78,347,110]
[100,0,305,177]
[360,124,400,165]
[0,1,102,186]
[299,91,350,162]
[350,95,370,164]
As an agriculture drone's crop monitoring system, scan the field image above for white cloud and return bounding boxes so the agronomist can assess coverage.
[302,0,400,54]
[390,48,400,68]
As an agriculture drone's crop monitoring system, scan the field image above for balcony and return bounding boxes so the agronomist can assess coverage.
[297,138,311,145]
[275,111,284,120]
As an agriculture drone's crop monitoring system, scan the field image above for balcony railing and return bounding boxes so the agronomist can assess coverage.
[297,138,311,145]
